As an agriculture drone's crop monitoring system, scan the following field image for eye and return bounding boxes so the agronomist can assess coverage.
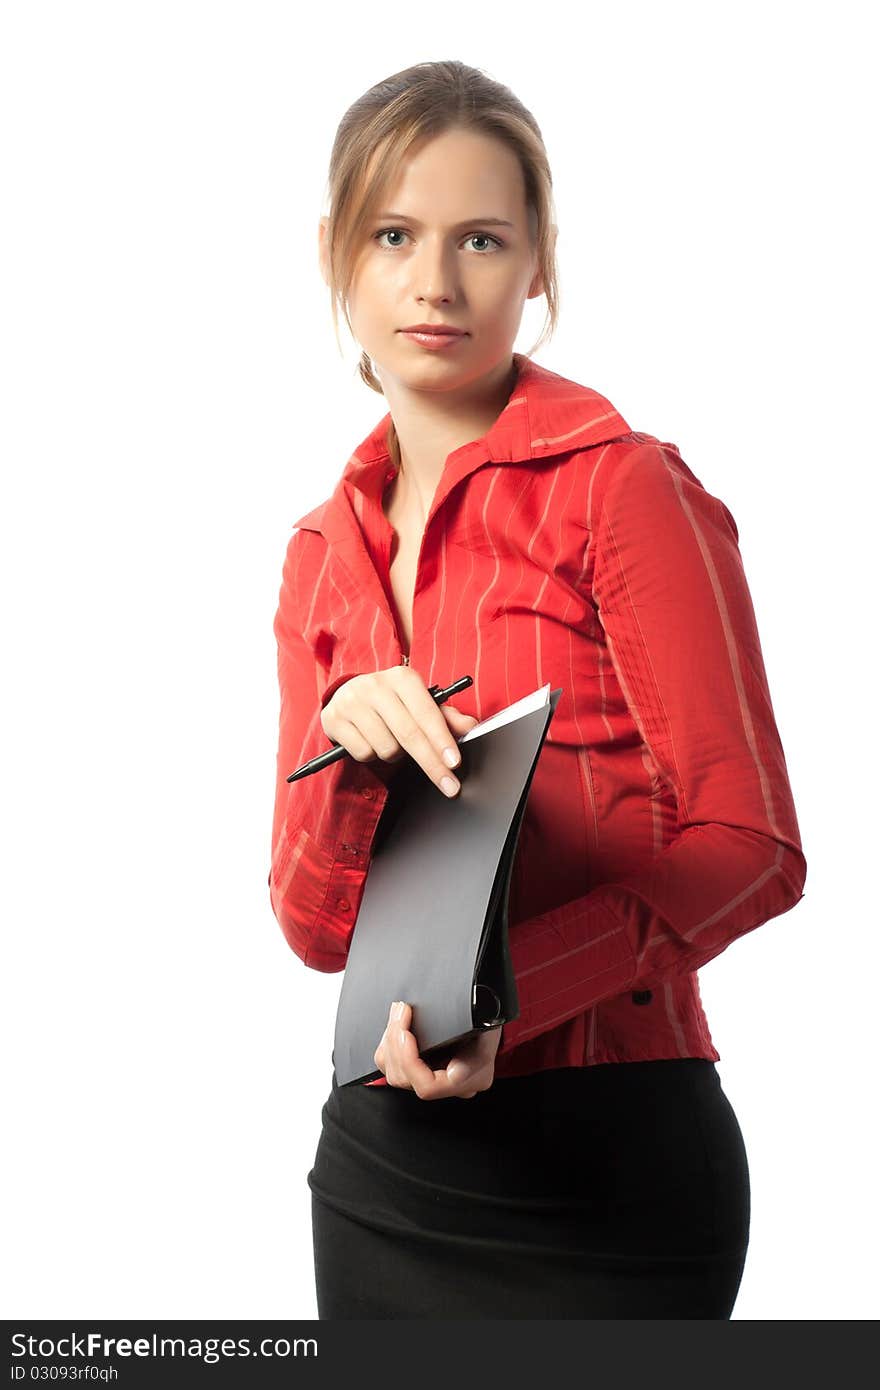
[373,228,504,253]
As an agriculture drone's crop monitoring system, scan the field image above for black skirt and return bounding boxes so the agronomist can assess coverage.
[308,1056,751,1319]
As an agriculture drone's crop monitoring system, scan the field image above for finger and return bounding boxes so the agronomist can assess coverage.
[374,1000,406,1079]
[397,1025,445,1094]
[442,1034,498,1097]
[352,683,462,798]
[323,685,413,770]
[392,1003,440,1090]
[318,713,382,763]
[333,677,460,794]
[442,705,480,732]
[387,677,466,796]
[379,1001,414,1089]
[374,1001,402,1085]
[445,1053,487,1093]
[382,1005,493,1100]
[446,1060,473,1087]
[329,677,473,793]
[339,702,409,767]
[441,1062,486,1099]
[393,669,469,765]
[387,1003,451,1096]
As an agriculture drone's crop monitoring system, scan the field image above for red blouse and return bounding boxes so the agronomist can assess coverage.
[268,352,807,1086]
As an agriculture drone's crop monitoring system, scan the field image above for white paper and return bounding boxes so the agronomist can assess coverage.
[458,683,551,743]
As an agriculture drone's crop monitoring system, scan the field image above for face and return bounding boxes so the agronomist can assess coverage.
[319,128,550,394]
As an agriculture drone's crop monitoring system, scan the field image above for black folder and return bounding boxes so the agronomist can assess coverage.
[332,683,563,1086]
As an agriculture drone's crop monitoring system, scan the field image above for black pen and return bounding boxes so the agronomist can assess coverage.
[286,675,474,782]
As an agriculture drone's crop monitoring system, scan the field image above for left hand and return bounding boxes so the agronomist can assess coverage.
[374,1001,502,1100]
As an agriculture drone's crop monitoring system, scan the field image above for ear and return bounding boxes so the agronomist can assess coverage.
[527,224,556,300]
[318,216,330,287]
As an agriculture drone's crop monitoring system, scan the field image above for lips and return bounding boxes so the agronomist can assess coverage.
[399,325,466,336]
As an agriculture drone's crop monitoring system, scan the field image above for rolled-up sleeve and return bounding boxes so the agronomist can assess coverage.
[496,443,807,1056]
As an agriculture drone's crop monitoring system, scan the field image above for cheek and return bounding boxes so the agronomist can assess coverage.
[479,275,529,318]
[361,266,411,319]
[349,257,390,303]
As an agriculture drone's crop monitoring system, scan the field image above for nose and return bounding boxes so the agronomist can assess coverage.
[410,235,460,301]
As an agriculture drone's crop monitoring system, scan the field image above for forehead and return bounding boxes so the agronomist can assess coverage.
[362,129,529,222]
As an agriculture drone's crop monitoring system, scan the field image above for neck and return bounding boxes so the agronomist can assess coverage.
[385,354,520,515]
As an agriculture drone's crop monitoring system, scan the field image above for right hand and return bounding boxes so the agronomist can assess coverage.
[321,666,480,797]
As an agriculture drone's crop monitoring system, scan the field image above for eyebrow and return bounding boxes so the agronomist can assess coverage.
[373,212,515,229]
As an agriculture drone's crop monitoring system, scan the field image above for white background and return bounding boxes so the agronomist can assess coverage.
[2,0,876,1321]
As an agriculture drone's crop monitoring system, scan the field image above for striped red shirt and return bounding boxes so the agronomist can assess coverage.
[269,352,807,1086]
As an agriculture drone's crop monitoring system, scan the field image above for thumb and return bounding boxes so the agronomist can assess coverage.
[442,704,480,731]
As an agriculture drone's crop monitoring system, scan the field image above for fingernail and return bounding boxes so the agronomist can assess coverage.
[442,746,460,768]
[392,1001,405,1019]
[441,775,459,797]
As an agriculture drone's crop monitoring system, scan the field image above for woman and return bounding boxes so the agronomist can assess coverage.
[268,60,807,1319]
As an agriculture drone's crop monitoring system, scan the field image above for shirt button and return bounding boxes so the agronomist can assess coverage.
[360,787,375,800]
[336,898,350,912]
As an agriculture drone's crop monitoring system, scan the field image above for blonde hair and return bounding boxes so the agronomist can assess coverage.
[322,59,561,471]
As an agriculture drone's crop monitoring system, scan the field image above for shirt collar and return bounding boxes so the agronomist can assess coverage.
[292,352,632,533]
